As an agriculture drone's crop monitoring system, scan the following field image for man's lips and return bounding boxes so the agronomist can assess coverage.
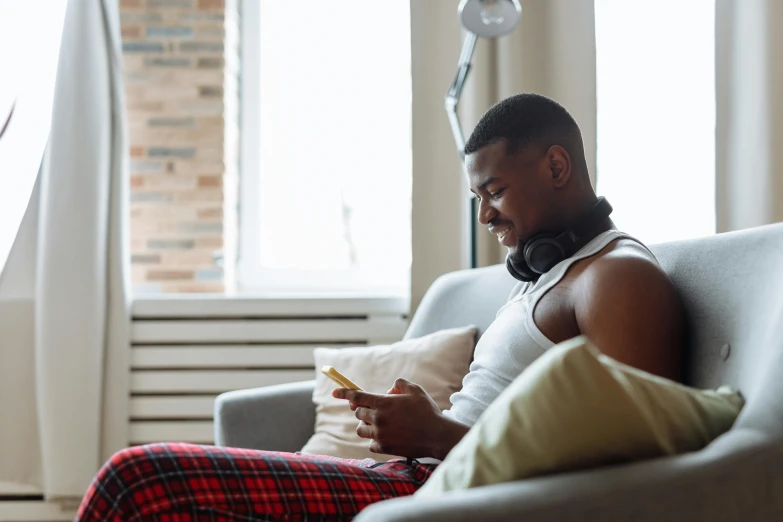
[489,225,515,247]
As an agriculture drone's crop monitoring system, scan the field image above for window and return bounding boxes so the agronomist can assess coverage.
[0,0,67,272]
[239,0,412,296]
[595,0,715,245]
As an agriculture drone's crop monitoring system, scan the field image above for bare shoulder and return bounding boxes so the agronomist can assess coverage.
[581,239,674,291]
[571,238,687,380]
[563,238,673,297]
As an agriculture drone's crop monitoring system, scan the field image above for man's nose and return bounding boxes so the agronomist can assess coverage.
[477,198,497,225]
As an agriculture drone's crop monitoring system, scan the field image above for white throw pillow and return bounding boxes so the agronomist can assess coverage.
[301,326,478,461]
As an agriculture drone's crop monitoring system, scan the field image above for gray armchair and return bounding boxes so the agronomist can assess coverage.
[214,223,783,521]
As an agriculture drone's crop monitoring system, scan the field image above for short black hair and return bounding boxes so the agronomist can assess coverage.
[464,93,583,160]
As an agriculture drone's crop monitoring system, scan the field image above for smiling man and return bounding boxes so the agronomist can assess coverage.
[340,93,687,458]
[76,94,687,521]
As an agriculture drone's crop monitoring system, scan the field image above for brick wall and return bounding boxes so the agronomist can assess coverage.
[120,0,239,293]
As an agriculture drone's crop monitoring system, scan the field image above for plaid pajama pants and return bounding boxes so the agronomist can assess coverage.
[75,442,437,521]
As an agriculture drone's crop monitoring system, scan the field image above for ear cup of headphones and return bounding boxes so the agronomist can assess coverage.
[505,253,538,282]
[504,197,613,282]
[523,234,567,275]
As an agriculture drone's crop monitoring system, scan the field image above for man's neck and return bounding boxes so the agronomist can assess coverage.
[559,197,616,256]
[573,217,616,252]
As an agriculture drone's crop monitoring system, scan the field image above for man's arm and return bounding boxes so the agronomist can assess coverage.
[573,254,686,381]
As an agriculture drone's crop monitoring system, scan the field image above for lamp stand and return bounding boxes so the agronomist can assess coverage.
[445,32,479,268]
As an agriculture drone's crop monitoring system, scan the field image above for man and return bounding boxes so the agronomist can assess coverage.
[76,94,686,521]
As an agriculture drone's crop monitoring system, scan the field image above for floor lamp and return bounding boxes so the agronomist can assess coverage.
[446,0,522,268]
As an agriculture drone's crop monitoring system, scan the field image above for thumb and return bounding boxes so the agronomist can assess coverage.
[388,377,418,395]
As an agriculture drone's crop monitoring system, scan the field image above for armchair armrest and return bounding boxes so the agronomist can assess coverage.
[356,430,783,522]
[214,380,316,452]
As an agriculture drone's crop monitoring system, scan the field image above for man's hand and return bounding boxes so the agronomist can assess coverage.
[332,378,469,460]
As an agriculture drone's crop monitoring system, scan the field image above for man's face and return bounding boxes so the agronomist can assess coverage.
[467,140,556,260]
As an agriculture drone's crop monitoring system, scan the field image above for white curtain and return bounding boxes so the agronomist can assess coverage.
[0,0,60,494]
[716,0,783,231]
[410,0,597,310]
[0,0,131,499]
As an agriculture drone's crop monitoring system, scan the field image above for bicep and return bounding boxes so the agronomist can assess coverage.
[575,260,685,381]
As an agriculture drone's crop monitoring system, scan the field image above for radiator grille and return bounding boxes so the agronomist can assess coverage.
[130,296,409,445]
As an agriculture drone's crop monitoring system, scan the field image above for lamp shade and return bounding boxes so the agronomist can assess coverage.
[458,0,522,39]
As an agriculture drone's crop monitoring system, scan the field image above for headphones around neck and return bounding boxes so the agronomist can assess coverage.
[506,197,614,282]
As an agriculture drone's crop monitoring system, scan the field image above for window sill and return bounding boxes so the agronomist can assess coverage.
[131,293,410,319]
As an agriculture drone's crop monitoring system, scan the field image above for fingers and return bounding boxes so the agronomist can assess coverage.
[356,421,373,440]
[327,388,357,410]
[387,378,405,394]
[334,384,426,402]
[356,419,389,455]
[332,388,381,408]
[389,378,421,395]
[369,440,386,454]
[354,406,376,425]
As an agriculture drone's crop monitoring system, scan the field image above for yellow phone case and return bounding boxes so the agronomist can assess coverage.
[320,366,364,391]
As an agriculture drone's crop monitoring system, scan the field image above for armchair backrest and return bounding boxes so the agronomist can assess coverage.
[652,223,783,436]
[405,223,783,437]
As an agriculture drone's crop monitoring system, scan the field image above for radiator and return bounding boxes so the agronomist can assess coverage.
[130,296,409,446]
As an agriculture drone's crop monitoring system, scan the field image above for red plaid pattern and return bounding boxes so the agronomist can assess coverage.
[75,442,436,521]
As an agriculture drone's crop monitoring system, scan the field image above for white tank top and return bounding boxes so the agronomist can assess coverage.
[444,229,651,427]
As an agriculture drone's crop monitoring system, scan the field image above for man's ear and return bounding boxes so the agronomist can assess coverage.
[547,145,571,188]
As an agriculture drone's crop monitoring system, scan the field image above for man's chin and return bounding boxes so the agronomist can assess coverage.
[507,243,523,255]
[506,250,524,266]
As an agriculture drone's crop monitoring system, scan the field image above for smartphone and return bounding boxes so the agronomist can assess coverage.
[321,366,364,391]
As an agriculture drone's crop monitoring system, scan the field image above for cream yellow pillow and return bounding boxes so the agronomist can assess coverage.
[301,326,478,461]
[416,336,744,496]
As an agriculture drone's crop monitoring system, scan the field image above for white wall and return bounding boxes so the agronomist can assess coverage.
[410,0,468,313]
